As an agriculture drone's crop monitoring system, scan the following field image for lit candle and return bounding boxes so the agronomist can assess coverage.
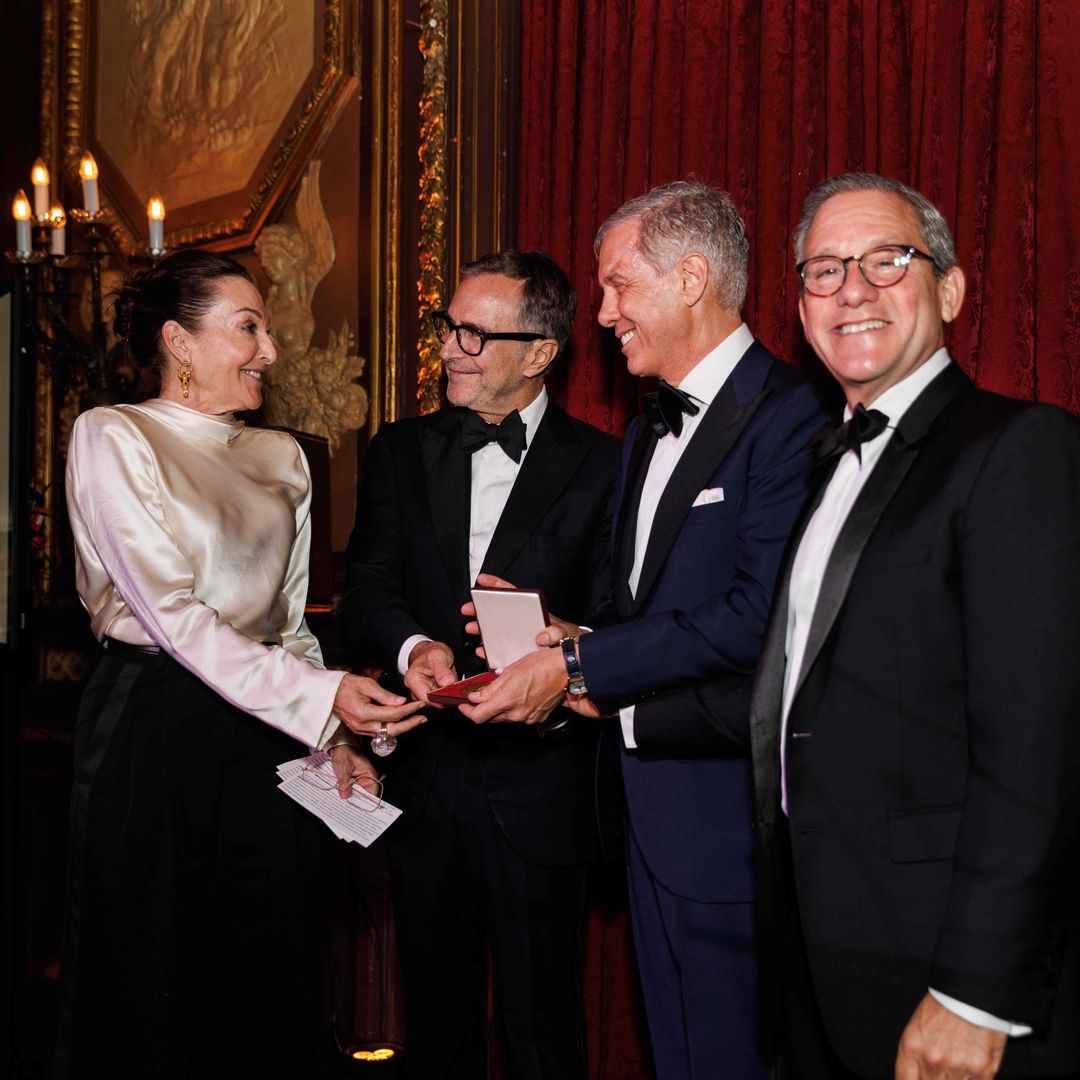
[12,189,32,256]
[147,194,165,252]
[80,151,99,215]
[31,158,50,221]
[49,203,66,256]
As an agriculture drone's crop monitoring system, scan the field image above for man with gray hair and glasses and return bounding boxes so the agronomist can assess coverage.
[460,181,834,1078]
[747,172,1080,1078]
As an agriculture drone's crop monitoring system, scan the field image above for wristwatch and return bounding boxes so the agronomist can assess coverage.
[560,635,588,696]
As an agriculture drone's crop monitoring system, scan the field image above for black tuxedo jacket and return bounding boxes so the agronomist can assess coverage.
[750,362,1080,1077]
[339,400,621,867]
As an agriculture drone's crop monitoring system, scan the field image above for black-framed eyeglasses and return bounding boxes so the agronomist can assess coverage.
[431,310,547,356]
[796,245,939,297]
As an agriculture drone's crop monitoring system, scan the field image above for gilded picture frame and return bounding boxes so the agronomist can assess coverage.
[40,0,360,255]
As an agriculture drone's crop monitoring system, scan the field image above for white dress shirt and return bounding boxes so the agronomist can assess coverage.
[397,388,550,675]
[620,323,754,748]
[779,349,1030,1037]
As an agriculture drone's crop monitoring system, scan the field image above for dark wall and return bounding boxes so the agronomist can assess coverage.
[0,0,41,289]
[2,3,43,1076]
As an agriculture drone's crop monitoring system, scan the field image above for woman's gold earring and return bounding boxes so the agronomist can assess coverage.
[178,356,193,398]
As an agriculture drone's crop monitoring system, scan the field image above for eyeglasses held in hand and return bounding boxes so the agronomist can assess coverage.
[300,762,385,812]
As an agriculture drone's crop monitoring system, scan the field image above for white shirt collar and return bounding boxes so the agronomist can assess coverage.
[517,385,549,451]
[677,323,755,407]
[844,348,951,428]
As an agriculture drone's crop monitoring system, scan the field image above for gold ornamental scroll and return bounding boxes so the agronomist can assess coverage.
[416,0,448,415]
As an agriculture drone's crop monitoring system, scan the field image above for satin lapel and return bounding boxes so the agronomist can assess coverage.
[749,466,836,824]
[632,378,769,614]
[420,409,471,597]
[480,403,591,579]
[791,362,970,703]
[613,419,657,618]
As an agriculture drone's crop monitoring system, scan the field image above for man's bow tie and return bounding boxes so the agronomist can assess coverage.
[460,409,527,463]
[645,380,700,438]
[815,403,890,463]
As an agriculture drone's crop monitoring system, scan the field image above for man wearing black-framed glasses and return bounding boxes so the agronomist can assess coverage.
[340,250,620,1080]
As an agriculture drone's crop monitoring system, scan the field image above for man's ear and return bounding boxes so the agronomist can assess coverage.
[679,252,709,307]
[938,265,966,324]
[522,338,559,378]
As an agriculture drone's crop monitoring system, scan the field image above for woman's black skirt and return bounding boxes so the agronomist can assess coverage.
[52,648,330,1079]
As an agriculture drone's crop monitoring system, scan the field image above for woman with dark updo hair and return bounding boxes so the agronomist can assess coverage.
[54,250,424,1077]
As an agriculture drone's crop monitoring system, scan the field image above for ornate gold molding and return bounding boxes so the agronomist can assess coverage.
[417,0,449,415]
[368,0,403,434]
[39,0,58,168]
[446,0,518,272]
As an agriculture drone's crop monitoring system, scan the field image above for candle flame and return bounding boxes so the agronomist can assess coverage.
[32,158,50,186]
[49,203,66,228]
[79,151,99,181]
[12,190,31,221]
[147,195,166,221]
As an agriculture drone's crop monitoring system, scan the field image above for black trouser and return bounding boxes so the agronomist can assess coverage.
[387,738,589,1080]
[53,651,328,1079]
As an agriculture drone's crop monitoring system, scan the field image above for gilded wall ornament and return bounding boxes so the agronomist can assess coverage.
[417,0,449,414]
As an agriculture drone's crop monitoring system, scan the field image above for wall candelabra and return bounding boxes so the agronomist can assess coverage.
[5,154,167,601]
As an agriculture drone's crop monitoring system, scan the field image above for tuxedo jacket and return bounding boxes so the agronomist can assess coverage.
[749,362,1080,1076]
[578,340,835,901]
[339,400,621,867]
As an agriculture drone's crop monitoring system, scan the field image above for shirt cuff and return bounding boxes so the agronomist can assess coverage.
[620,705,637,750]
[927,988,1033,1037]
[398,634,433,676]
[321,721,361,754]
[311,669,350,750]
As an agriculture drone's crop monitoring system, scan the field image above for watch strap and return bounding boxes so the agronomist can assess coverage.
[560,635,587,694]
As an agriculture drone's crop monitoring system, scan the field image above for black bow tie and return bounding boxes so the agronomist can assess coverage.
[460,409,527,463]
[815,403,890,463]
[644,381,700,438]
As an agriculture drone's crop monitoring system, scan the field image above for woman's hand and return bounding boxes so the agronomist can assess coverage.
[333,673,426,738]
[327,744,382,801]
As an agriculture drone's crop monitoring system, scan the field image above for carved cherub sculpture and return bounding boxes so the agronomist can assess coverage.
[255,160,368,448]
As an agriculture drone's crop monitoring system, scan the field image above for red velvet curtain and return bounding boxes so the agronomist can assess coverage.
[518,0,1080,435]
[516,3,1080,1076]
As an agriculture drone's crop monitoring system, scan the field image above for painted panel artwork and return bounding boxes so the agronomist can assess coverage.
[44,0,358,253]
[95,1,313,212]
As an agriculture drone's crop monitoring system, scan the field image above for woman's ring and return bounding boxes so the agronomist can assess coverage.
[371,722,397,757]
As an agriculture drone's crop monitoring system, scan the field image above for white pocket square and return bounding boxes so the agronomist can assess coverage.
[692,487,725,507]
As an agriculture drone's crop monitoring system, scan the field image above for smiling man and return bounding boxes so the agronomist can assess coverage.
[461,182,834,1078]
[338,251,620,1080]
[747,173,1080,1079]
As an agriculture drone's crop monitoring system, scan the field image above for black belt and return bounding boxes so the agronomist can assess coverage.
[101,636,164,660]
[101,636,278,661]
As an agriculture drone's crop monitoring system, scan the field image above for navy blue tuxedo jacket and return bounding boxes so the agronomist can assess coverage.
[579,340,835,901]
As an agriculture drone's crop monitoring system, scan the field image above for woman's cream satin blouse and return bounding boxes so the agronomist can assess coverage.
[66,398,345,748]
